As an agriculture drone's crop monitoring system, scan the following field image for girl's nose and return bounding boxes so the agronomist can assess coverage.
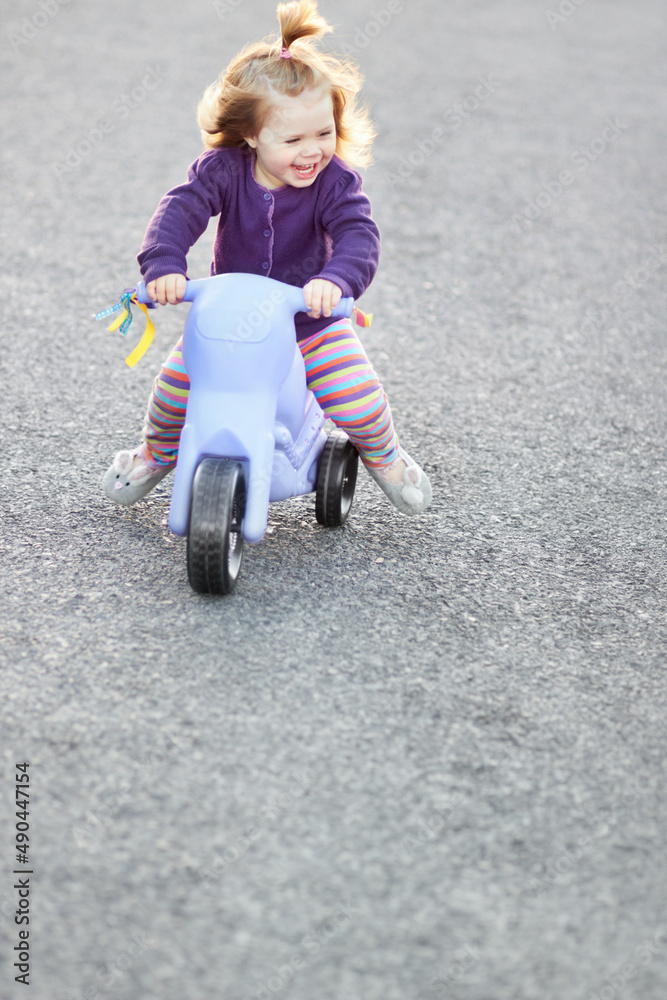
[301,141,321,158]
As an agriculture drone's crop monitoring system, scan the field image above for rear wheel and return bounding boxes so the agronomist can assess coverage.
[187,458,246,595]
[315,433,358,527]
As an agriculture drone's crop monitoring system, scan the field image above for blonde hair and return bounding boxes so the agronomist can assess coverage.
[197,0,375,168]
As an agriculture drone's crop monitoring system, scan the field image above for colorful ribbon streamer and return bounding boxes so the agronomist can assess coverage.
[353,306,373,328]
[95,291,155,368]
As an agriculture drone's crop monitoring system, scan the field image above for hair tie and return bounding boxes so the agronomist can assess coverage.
[280,46,292,59]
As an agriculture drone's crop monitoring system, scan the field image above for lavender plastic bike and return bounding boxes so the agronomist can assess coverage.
[136,273,359,595]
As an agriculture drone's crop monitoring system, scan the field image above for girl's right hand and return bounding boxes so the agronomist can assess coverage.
[146,274,187,305]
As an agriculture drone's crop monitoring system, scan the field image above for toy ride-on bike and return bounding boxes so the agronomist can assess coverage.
[135,273,359,596]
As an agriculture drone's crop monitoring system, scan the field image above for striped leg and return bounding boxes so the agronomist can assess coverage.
[299,320,400,468]
[142,337,190,467]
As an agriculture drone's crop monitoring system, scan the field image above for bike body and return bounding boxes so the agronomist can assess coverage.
[135,273,357,593]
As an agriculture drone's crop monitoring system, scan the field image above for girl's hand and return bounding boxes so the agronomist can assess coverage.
[146,274,187,305]
[303,279,342,319]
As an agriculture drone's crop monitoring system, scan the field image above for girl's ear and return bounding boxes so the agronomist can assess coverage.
[244,135,258,149]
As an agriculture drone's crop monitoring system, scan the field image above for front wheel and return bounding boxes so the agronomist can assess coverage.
[187,458,246,595]
[315,433,358,527]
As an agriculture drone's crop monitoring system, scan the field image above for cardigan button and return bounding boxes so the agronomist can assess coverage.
[261,262,269,269]
[263,230,271,237]
[263,193,271,201]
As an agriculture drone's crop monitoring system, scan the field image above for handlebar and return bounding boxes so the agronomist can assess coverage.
[135,277,354,320]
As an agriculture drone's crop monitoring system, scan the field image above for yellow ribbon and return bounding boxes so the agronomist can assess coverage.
[106,298,155,367]
[123,301,155,367]
[106,308,130,333]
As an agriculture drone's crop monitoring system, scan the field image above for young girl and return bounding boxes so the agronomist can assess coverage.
[103,0,432,516]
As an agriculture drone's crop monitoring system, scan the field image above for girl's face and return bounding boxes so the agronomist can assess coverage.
[246,86,337,190]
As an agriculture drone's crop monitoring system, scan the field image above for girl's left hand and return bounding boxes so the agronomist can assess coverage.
[303,279,342,319]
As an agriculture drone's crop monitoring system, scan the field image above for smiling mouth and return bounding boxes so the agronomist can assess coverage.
[292,163,318,178]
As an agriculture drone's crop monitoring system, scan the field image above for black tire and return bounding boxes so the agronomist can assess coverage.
[187,458,246,595]
[315,433,358,527]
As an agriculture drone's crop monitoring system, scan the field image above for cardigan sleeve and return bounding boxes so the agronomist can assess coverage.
[137,151,229,284]
[311,167,381,300]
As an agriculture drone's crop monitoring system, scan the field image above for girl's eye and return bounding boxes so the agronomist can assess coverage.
[285,130,332,144]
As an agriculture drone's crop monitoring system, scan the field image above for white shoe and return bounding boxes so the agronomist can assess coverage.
[102,447,175,506]
[365,447,432,514]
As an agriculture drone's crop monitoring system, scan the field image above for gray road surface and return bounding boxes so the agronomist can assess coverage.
[1,1,666,998]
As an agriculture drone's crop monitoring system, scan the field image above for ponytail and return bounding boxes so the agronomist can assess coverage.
[277,0,331,51]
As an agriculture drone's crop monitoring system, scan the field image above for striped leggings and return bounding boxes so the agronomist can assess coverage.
[142,319,400,469]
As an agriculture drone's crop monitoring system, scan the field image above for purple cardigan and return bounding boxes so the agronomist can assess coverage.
[137,147,381,341]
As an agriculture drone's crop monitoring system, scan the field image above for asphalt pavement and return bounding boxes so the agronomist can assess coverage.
[1,1,666,998]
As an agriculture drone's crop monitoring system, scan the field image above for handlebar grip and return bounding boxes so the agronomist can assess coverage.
[331,296,354,319]
[135,279,192,307]
[136,278,196,305]
[134,280,153,305]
